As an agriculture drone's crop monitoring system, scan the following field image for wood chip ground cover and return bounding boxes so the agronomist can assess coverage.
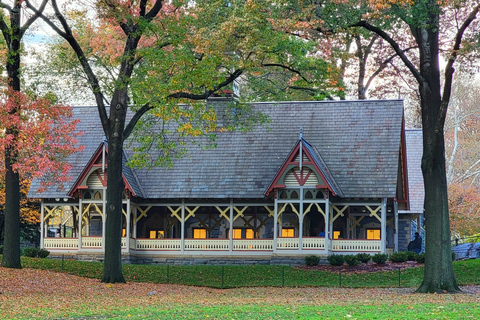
[1,267,479,319]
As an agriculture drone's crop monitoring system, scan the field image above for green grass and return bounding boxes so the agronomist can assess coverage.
[32,303,480,320]
[17,256,480,288]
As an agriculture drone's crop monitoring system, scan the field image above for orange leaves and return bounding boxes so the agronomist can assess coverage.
[449,183,480,236]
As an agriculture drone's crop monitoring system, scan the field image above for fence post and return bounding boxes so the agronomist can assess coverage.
[221,266,225,289]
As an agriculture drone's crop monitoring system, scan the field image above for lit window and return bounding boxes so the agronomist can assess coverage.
[193,228,207,239]
[122,229,126,237]
[246,229,255,239]
[282,228,295,237]
[367,229,381,240]
[333,231,340,239]
[233,229,242,239]
[149,230,164,239]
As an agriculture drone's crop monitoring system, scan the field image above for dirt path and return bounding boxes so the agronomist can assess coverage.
[1,267,479,319]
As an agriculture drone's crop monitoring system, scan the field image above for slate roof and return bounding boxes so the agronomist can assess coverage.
[400,129,424,214]
[29,99,405,200]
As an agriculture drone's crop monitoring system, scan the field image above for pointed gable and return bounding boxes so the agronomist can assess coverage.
[264,138,343,197]
[68,142,140,197]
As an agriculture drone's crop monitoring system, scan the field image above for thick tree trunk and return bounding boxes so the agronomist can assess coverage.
[2,3,22,269]
[414,24,459,293]
[101,101,127,283]
[2,148,21,268]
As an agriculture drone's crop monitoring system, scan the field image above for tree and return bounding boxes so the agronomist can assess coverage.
[343,0,480,293]
[29,0,335,283]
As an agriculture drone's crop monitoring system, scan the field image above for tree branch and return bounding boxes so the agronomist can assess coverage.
[352,20,423,85]
[439,3,480,131]
[261,63,312,84]
[167,69,243,100]
[20,0,48,39]
[123,103,154,140]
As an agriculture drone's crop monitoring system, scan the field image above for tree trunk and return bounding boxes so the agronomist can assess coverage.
[101,101,127,283]
[414,25,459,293]
[1,2,22,269]
[2,148,21,268]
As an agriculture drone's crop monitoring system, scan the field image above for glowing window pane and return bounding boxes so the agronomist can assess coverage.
[282,228,294,237]
[194,229,206,239]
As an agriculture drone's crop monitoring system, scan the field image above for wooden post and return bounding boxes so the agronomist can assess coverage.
[381,198,387,253]
[181,200,185,253]
[273,197,278,253]
[40,201,45,249]
[394,200,399,252]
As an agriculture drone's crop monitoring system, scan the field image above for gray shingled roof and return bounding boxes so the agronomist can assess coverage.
[29,100,405,200]
[400,129,424,214]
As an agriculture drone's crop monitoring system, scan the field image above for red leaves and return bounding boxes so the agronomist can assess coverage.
[0,89,83,191]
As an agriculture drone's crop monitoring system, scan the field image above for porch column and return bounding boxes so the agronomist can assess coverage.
[181,200,185,253]
[102,188,106,252]
[381,198,387,253]
[273,197,278,253]
[78,197,83,250]
[133,205,137,238]
[40,201,45,249]
[325,199,330,252]
[126,198,131,253]
[394,200,399,252]
[229,200,233,252]
[299,188,303,251]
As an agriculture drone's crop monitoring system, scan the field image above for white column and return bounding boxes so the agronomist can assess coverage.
[40,201,45,249]
[394,200,399,252]
[325,199,330,252]
[273,197,278,253]
[299,188,303,251]
[126,198,131,253]
[181,200,185,253]
[229,200,233,252]
[78,197,83,250]
[102,188,106,252]
[133,205,137,238]
[381,198,387,253]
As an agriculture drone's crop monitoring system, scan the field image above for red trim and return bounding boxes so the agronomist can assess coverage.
[264,140,337,197]
[68,142,136,197]
[399,118,410,210]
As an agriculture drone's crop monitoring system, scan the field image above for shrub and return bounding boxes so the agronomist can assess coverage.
[389,252,408,263]
[405,251,417,261]
[344,255,360,266]
[327,254,345,266]
[372,253,388,264]
[305,255,320,266]
[23,247,39,258]
[37,249,50,259]
[356,253,371,263]
[415,253,425,263]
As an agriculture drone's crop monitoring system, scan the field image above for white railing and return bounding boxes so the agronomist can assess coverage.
[277,237,299,249]
[135,239,182,250]
[82,236,102,248]
[44,238,78,249]
[233,239,273,250]
[129,238,136,250]
[331,239,381,252]
[302,237,325,250]
[184,239,229,250]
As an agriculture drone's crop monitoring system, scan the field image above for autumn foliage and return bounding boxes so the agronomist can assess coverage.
[0,90,84,192]
[448,182,480,237]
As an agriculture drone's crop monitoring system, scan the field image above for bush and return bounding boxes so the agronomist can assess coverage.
[389,252,408,263]
[305,255,320,266]
[452,251,456,261]
[356,253,371,263]
[23,247,40,258]
[327,254,345,266]
[37,249,50,259]
[405,251,417,261]
[415,253,425,263]
[344,255,360,266]
[372,253,388,264]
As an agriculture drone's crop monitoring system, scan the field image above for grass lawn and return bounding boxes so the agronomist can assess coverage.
[0,257,479,319]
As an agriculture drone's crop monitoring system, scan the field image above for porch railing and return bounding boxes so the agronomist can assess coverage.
[302,237,325,249]
[277,237,299,249]
[135,239,182,250]
[81,236,102,248]
[233,239,273,250]
[44,238,78,249]
[331,239,381,252]
[184,239,229,250]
